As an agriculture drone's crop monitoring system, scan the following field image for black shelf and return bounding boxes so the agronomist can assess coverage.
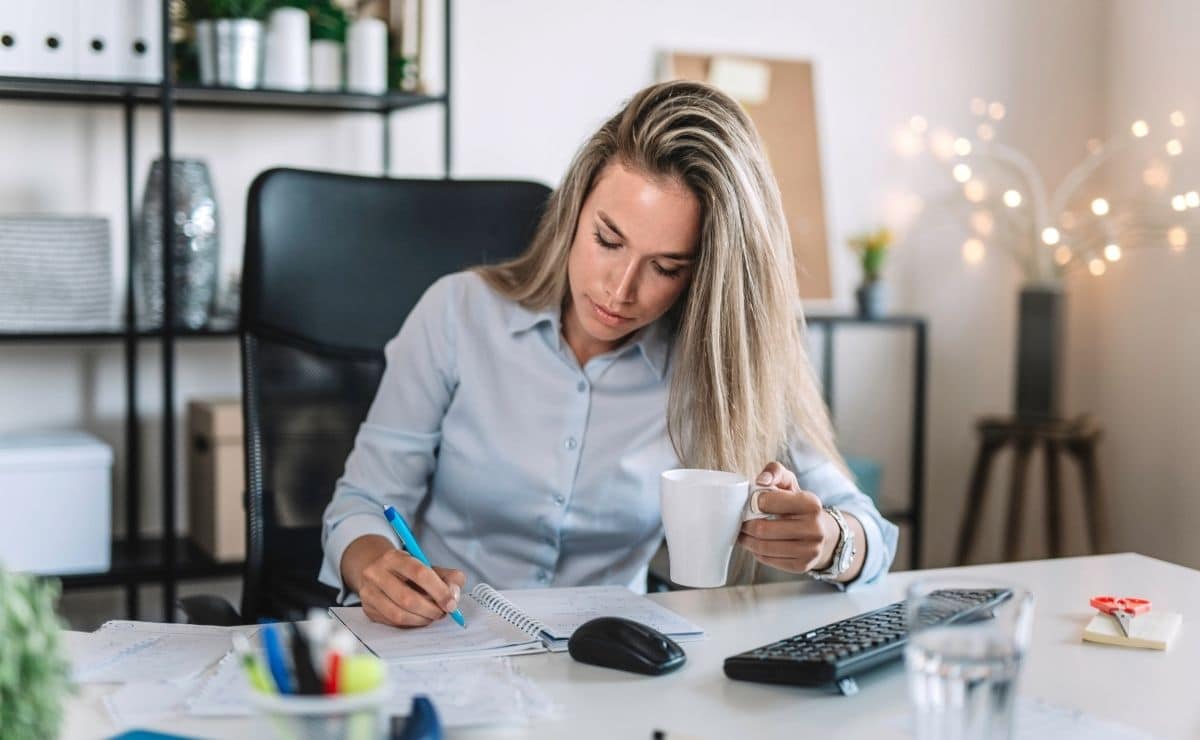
[56,536,242,589]
[0,326,237,342]
[0,74,445,114]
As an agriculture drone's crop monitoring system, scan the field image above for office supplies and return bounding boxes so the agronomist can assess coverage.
[567,617,686,675]
[340,654,386,694]
[383,505,467,628]
[723,588,1011,695]
[331,584,703,662]
[260,623,294,695]
[1082,608,1181,650]
[288,623,323,695]
[1089,595,1151,638]
[72,620,247,684]
[391,696,443,740]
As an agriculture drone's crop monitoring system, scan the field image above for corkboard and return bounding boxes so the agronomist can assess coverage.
[664,53,831,299]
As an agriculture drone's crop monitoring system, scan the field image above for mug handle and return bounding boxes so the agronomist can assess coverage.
[744,487,776,521]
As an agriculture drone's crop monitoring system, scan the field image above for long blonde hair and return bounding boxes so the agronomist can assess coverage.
[478,79,843,480]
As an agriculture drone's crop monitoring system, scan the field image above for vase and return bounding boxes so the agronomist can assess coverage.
[1014,283,1065,419]
[310,40,344,91]
[135,158,219,330]
[263,7,309,91]
[195,19,265,88]
[855,280,887,319]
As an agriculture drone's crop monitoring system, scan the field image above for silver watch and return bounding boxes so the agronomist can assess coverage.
[809,506,856,582]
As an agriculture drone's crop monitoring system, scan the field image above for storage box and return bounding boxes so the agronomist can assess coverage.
[0,431,112,575]
[188,398,246,562]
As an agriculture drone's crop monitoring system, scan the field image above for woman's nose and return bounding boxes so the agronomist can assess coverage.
[609,259,638,303]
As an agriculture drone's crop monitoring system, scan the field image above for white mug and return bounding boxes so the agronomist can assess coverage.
[660,469,769,588]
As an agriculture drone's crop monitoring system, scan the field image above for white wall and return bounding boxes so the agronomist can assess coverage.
[8,1,1186,573]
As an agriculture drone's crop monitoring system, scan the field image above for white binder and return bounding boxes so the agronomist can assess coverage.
[0,1,34,77]
[76,0,123,81]
[124,0,162,82]
[28,0,77,78]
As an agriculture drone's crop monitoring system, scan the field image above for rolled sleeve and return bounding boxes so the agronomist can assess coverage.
[318,276,460,602]
[788,439,899,591]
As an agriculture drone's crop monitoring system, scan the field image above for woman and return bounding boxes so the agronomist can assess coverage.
[320,80,898,628]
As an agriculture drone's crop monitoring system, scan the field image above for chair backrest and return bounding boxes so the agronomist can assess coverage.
[240,167,551,621]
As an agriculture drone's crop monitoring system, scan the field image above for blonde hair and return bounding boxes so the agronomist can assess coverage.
[478,79,843,483]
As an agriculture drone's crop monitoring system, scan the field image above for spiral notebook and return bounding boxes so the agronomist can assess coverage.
[330,584,705,662]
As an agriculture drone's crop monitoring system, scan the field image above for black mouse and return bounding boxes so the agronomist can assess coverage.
[567,616,686,676]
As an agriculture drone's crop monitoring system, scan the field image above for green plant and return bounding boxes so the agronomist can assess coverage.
[185,0,274,21]
[848,227,893,282]
[309,0,350,43]
[0,567,72,740]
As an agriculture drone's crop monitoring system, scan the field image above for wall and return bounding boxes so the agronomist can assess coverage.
[1,1,1132,573]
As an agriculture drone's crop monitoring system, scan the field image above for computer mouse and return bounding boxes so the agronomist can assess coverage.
[567,616,686,676]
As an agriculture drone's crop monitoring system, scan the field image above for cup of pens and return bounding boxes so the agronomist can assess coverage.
[239,619,389,740]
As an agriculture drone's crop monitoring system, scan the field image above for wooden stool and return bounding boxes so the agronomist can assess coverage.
[955,415,1107,564]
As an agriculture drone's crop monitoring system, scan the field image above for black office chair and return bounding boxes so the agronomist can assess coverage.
[180,168,550,624]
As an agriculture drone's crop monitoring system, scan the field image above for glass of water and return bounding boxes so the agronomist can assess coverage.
[904,578,1035,740]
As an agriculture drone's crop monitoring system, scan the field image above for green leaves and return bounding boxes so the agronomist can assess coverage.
[848,227,893,282]
[185,0,275,21]
[0,568,71,740]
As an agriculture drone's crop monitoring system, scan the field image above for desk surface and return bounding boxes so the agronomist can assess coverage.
[61,553,1197,739]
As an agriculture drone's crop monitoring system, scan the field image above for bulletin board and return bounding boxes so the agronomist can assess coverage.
[663,52,832,300]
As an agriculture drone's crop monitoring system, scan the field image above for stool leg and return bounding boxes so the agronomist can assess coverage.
[1004,436,1035,562]
[955,432,1005,565]
[1043,440,1062,558]
[1070,437,1107,553]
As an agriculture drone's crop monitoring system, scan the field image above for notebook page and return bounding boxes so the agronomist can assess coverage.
[72,620,252,684]
[330,596,543,661]
[498,585,705,649]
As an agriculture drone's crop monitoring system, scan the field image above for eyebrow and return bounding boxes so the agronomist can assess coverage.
[595,211,696,261]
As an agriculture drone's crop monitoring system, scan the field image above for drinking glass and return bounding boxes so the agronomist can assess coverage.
[904,578,1034,740]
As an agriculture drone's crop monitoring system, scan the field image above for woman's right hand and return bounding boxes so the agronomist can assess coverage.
[342,534,466,628]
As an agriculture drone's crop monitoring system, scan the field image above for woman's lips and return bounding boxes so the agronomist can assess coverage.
[589,296,633,327]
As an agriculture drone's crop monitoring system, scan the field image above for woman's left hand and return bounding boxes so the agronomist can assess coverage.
[737,461,839,574]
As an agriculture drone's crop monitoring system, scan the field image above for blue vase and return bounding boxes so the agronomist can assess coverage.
[855,280,887,319]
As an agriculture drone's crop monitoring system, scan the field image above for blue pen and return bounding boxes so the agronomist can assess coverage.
[383,505,467,628]
[260,622,294,694]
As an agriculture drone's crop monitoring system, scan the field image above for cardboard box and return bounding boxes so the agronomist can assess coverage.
[188,398,245,562]
[0,431,112,575]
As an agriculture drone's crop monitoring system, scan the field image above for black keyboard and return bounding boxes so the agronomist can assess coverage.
[723,589,1012,696]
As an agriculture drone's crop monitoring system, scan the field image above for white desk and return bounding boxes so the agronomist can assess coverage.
[62,553,1197,739]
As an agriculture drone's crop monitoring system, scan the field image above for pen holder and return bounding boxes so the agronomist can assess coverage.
[248,685,388,740]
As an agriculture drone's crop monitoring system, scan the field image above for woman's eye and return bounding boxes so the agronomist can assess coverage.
[592,229,621,249]
[653,262,683,279]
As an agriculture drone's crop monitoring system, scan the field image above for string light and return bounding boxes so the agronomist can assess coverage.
[977,123,995,141]
[954,138,973,156]
[930,129,956,160]
[1172,194,1187,211]
[1187,191,1200,208]
[970,98,987,116]
[1171,110,1186,127]
[1054,245,1073,265]
[969,210,995,236]
[909,115,928,133]
[1104,243,1122,261]
[1041,227,1060,245]
[1143,166,1168,188]
[988,102,1006,120]
[1168,226,1188,249]
[962,238,985,264]
[952,164,972,183]
[1091,198,1110,216]
[1166,139,1183,156]
[1088,258,1107,276]
[964,180,987,203]
[1003,190,1023,208]
[1131,120,1150,138]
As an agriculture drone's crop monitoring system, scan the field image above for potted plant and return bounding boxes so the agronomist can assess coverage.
[308,0,350,91]
[187,0,273,88]
[0,567,71,740]
[849,227,893,319]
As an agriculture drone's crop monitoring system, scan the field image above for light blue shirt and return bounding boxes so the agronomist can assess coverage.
[319,271,897,601]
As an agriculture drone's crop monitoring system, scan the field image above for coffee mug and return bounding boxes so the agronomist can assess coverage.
[660,469,770,588]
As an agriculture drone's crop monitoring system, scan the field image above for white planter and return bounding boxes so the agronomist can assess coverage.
[346,17,387,94]
[309,39,343,92]
[263,7,309,90]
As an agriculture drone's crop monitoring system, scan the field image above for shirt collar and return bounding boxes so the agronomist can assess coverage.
[507,299,671,380]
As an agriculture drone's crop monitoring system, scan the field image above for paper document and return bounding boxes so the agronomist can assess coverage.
[72,620,254,684]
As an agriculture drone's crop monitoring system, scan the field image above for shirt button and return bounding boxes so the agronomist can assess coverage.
[565,437,578,450]
[554,494,566,505]
[577,380,587,392]
[537,570,549,582]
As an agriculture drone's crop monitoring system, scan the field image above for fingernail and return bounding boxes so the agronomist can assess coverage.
[445,598,459,613]
[756,472,771,485]
[451,584,461,601]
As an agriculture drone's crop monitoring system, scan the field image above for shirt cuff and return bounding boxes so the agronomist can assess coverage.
[319,511,401,604]
[830,504,896,592]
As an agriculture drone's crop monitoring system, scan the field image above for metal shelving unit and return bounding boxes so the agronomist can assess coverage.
[1,0,453,620]
[808,315,927,569]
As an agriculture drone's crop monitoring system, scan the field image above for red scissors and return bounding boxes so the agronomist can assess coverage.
[1090,595,1151,637]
